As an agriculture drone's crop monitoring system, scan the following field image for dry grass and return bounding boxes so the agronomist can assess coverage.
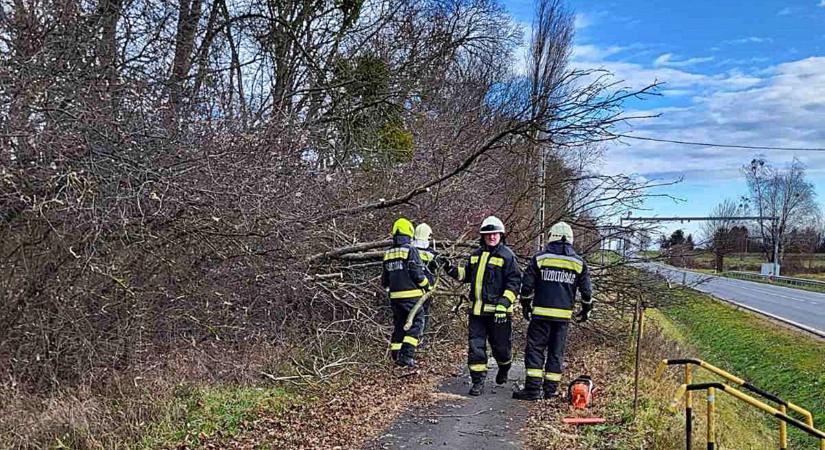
[518,314,778,450]
[0,342,293,449]
[0,300,467,450]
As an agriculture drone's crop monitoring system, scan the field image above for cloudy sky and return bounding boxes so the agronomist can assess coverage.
[505,0,825,240]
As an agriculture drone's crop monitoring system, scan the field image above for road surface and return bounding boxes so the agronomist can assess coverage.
[648,264,825,337]
[363,359,528,450]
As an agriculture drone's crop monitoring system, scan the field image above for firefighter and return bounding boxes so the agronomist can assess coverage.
[513,221,593,401]
[413,223,438,336]
[445,216,521,396]
[382,218,432,367]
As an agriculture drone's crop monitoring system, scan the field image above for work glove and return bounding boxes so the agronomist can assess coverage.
[494,304,508,324]
[575,301,593,323]
[437,255,454,273]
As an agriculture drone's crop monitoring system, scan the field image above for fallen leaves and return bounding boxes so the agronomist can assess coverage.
[189,343,464,449]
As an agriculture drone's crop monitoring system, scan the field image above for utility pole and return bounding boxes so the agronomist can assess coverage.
[773,222,781,276]
[534,132,547,252]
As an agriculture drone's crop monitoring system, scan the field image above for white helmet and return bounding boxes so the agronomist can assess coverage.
[479,216,505,235]
[413,223,432,249]
[548,221,574,244]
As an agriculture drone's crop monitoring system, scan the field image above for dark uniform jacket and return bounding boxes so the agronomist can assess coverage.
[417,247,439,287]
[382,235,431,299]
[447,242,521,316]
[520,241,592,321]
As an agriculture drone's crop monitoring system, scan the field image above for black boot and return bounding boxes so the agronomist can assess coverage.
[495,364,511,385]
[396,356,415,368]
[512,386,542,401]
[468,381,484,396]
[543,382,559,400]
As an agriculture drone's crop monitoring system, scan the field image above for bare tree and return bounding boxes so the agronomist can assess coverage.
[701,198,744,272]
[743,158,821,264]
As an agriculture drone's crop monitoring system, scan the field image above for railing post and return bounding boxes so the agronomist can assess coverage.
[779,405,788,450]
[686,365,693,450]
[707,387,716,450]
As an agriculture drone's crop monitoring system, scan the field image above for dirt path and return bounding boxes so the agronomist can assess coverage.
[363,358,530,450]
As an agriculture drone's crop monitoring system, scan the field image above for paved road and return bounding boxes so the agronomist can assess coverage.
[648,264,825,336]
[363,359,528,450]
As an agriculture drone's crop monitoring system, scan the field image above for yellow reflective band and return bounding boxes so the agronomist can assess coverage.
[384,249,410,260]
[469,363,488,372]
[488,257,504,267]
[544,372,562,381]
[503,289,517,303]
[473,252,490,315]
[483,304,514,313]
[389,289,424,299]
[390,343,402,351]
[537,258,582,273]
[417,278,429,287]
[457,266,466,281]
[532,306,574,319]
[526,368,544,378]
[470,255,479,264]
[403,336,419,347]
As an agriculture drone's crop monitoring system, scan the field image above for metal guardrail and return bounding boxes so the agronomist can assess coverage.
[727,271,825,288]
[670,383,825,450]
[657,358,816,450]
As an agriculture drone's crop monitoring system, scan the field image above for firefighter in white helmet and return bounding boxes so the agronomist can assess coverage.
[445,216,521,396]
[513,221,593,400]
[413,223,439,338]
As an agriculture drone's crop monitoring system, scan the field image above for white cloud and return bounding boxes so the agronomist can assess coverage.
[820,0,825,7]
[654,53,714,68]
[599,57,825,180]
[574,14,592,30]
[725,36,774,44]
[572,44,627,60]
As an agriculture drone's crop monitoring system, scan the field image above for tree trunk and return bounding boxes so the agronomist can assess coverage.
[166,0,204,127]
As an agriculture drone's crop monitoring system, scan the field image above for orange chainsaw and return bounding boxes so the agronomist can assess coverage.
[568,375,594,409]
[562,375,606,426]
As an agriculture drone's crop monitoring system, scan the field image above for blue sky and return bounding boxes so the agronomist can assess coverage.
[504,0,825,242]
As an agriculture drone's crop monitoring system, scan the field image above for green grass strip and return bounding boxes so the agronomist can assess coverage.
[662,290,825,446]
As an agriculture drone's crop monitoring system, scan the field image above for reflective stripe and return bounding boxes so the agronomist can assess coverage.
[384,248,410,260]
[417,278,429,288]
[473,252,490,315]
[532,306,573,319]
[482,303,514,313]
[389,289,424,299]
[503,289,517,303]
[403,336,419,347]
[536,253,582,264]
[420,251,434,262]
[469,363,488,372]
[498,359,512,366]
[537,257,582,273]
[457,266,466,281]
[470,256,479,264]
[488,256,504,267]
[390,343,402,351]
[544,372,562,381]
[526,368,544,378]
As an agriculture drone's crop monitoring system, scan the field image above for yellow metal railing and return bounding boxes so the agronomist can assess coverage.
[669,382,825,450]
[657,358,819,450]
